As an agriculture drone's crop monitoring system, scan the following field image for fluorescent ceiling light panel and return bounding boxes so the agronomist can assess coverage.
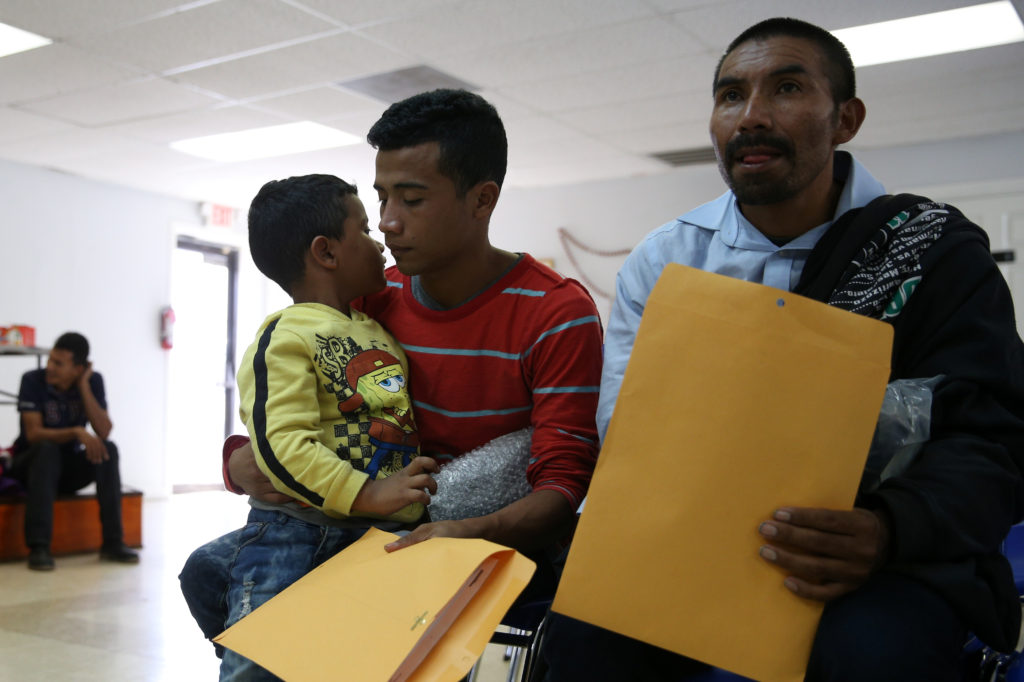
[170,121,361,162]
[0,22,51,58]
[832,1,1024,67]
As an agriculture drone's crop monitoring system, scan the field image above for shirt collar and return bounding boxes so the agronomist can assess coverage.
[683,151,887,250]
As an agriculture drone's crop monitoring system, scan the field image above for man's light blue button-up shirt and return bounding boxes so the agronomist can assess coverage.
[597,152,887,441]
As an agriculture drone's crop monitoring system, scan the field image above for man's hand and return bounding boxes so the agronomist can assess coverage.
[351,456,439,518]
[227,441,292,504]
[78,362,93,390]
[79,428,108,464]
[385,518,480,553]
[757,507,890,601]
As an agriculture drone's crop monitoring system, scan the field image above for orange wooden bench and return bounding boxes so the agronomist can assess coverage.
[0,489,142,561]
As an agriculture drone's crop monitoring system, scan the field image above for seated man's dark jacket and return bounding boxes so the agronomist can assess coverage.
[795,194,1024,652]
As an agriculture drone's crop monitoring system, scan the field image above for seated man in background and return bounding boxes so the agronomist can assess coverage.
[10,331,138,570]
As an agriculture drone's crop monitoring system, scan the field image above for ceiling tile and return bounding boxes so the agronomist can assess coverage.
[0,0,195,38]
[430,16,702,88]
[19,77,221,126]
[506,153,669,188]
[0,43,142,105]
[0,126,167,164]
[665,0,981,52]
[65,0,339,73]
[357,0,656,57]
[319,109,389,144]
[555,92,710,136]
[0,107,76,143]
[107,105,290,144]
[294,0,462,27]
[505,115,586,147]
[0,0,1020,204]
[857,42,1024,95]
[510,130,633,167]
[170,33,413,100]
[147,142,380,205]
[642,0,735,11]
[854,110,1024,149]
[598,121,713,155]
[247,86,384,124]
[472,91,541,122]
[495,56,713,113]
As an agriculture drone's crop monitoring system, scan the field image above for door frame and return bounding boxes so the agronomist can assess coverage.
[175,236,240,440]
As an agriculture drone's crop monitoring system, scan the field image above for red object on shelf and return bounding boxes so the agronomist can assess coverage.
[0,325,35,347]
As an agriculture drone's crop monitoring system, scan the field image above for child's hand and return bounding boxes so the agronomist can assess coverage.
[350,456,439,517]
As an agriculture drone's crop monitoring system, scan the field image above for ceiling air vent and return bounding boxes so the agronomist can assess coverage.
[650,146,718,167]
[338,66,477,104]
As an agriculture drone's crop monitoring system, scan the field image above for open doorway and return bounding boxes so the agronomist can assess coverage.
[168,237,240,492]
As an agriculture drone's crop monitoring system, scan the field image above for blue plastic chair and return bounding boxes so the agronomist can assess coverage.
[963,524,1024,682]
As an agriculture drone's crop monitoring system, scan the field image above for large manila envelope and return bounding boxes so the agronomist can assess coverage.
[552,264,893,682]
[215,527,535,682]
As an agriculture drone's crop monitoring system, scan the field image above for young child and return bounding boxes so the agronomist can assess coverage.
[207,173,439,681]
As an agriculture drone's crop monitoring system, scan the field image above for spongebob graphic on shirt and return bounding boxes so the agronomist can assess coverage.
[313,333,419,478]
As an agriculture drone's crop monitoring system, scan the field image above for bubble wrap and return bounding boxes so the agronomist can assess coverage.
[428,427,533,521]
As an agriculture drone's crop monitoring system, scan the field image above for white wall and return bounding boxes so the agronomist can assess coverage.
[0,129,1021,500]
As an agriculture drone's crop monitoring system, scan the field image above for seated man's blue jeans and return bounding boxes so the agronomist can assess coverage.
[178,508,367,681]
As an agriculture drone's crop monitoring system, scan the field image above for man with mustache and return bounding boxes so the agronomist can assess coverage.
[543,17,1024,682]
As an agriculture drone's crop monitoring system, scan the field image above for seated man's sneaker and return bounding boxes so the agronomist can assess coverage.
[28,546,55,571]
[100,544,140,564]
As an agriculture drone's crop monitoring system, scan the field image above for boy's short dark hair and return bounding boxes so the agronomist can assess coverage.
[248,174,359,294]
[54,332,89,366]
[714,17,856,106]
[367,89,507,195]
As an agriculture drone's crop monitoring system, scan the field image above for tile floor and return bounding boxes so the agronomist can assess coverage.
[0,491,518,681]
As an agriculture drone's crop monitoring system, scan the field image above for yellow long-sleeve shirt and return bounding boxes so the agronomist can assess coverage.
[238,302,422,523]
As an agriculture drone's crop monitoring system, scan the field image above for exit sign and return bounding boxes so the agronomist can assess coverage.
[203,202,240,228]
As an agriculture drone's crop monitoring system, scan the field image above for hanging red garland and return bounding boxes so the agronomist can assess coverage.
[557,227,631,300]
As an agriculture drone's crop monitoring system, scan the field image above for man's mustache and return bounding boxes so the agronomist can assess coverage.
[724,133,794,164]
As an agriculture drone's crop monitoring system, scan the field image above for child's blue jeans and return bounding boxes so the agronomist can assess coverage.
[178,508,367,681]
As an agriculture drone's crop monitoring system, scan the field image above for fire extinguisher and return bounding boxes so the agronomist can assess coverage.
[160,305,175,350]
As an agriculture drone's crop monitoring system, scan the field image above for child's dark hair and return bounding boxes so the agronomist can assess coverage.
[53,332,89,366]
[367,89,507,195]
[248,174,358,294]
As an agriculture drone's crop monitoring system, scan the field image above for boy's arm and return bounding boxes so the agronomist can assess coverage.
[225,437,438,516]
[240,327,370,515]
[241,325,436,518]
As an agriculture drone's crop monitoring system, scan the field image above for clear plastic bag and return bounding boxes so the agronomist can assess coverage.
[428,427,533,521]
[863,376,943,490]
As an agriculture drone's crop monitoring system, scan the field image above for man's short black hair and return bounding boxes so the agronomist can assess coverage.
[367,89,507,195]
[714,17,856,106]
[248,174,358,294]
[54,332,89,366]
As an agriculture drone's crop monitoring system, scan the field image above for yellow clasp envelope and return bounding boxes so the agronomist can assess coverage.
[552,264,893,682]
[215,527,536,682]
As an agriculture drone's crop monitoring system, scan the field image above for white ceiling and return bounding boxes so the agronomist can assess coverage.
[1,0,1022,207]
